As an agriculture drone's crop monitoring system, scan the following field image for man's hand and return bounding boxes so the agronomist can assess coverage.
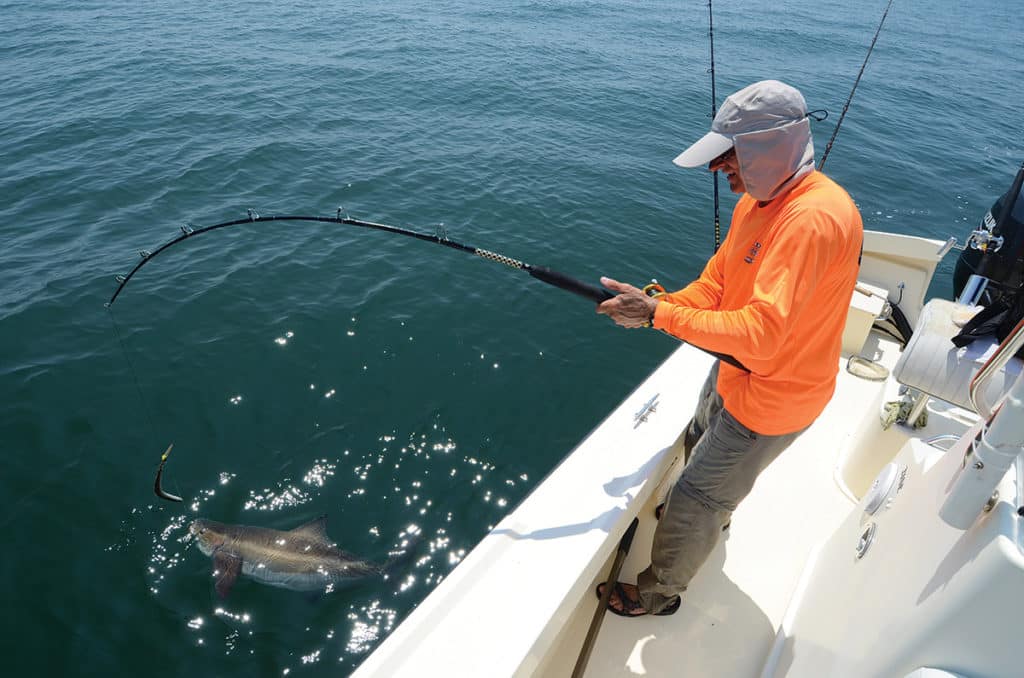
[597,277,660,328]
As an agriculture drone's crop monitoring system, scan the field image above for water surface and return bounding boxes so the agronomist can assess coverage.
[0,0,1020,674]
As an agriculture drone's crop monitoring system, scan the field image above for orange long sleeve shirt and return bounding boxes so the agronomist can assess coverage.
[652,171,863,435]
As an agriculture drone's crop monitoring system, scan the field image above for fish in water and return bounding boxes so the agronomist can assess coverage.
[189,516,389,598]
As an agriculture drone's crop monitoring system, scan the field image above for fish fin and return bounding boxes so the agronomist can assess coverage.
[289,515,329,541]
[213,552,242,599]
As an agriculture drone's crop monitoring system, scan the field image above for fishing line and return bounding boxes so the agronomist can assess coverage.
[107,307,184,502]
[107,307,160,437]
[106,208,749,371]
[818,0,895,170]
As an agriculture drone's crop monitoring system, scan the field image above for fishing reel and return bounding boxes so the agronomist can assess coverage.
[953,162,1024,306]
[640,280,666,329]
[643,280,666,298]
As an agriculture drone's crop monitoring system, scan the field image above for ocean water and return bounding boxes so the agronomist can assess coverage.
[0,0,1020,674]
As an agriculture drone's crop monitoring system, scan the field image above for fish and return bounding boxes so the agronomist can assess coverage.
[189,516,390,598]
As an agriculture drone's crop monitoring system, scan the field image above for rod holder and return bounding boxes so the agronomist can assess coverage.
[957,274,990,307]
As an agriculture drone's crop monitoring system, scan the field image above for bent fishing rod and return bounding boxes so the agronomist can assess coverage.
[106,208,748,371]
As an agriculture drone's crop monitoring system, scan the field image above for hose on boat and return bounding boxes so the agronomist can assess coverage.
[887,301,913,345]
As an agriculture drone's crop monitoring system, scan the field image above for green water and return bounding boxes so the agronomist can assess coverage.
[1,0,1020,674]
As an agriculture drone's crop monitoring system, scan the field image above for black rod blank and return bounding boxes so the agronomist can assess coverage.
[106,212,748,371]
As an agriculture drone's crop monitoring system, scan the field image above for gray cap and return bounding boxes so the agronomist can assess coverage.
[673,80,809,168]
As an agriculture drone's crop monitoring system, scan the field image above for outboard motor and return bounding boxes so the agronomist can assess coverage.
[953,162,1024,305]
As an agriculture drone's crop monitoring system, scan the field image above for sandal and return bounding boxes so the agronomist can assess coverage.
[595,581,681,617]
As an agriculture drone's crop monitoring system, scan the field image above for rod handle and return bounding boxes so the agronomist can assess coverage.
[700,346,748,372]
[529,264,749,372]
[528,265,615,303]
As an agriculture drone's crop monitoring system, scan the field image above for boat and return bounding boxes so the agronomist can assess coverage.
[352,165,1024,677]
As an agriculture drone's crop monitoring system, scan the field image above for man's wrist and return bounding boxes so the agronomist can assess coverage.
[644,301,658,328]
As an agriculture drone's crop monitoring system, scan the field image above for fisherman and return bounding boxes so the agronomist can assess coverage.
[596,80,863,616]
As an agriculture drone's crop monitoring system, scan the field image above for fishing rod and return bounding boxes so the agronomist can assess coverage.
[106,208,749,371]
[819,0,895,170]
[107,209,613,307]
[707,0,722,253]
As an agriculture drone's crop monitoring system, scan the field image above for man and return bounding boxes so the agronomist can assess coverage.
[596,80,863,616]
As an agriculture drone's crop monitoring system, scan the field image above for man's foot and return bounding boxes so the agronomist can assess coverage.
[595,581,680,617]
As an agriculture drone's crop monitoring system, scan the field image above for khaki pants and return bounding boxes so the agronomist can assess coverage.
[637,362,805,613]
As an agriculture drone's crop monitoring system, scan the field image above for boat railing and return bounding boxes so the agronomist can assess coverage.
[968,316,1024,418]
[941,332,1024,529]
